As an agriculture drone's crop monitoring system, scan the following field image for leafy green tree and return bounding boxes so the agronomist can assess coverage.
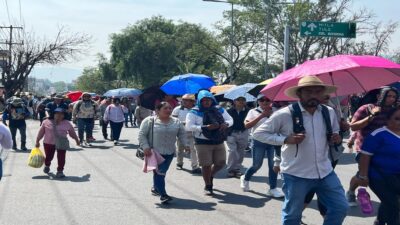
[238,0,398,68]
[109,16,222,88]
[75,67,111,94]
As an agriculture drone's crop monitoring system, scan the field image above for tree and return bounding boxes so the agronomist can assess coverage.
[109,16,222,88]
[196,6,268,84]
[1,26,90,98]
[75,67,112,94]
[236,0,398,70]
[52,81,67,93]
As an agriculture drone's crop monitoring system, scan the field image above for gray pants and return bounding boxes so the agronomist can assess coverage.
[176,132,199,169]
[226,130,249,172]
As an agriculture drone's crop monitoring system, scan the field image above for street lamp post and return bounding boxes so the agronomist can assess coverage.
[203,0,234,82]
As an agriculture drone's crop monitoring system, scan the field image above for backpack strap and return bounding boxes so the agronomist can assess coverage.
[289,102,305,133]
[321,105,342,162]
[321,105,332,136]
[288,102,305,157]
[76,101,83,113]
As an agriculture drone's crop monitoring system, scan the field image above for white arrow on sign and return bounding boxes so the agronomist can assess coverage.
[304,31,311,35]
[307,23,317,31]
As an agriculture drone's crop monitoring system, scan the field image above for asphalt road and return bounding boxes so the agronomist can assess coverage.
[0,120,378,225]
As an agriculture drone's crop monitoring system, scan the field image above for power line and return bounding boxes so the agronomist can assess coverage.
[4,0,11,24]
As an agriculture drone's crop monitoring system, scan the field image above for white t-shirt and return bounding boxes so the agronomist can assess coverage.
[245,107,270,134]
[172,106,191,123]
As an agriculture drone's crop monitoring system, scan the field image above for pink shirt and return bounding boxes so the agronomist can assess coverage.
[37,119,78,145]
[103,104,126,123]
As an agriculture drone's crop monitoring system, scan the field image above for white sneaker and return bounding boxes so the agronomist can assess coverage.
[240,175,250,192]
[267,188,285,198]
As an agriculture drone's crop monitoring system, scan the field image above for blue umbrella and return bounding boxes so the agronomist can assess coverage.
[104,88,142,97]
[161,73,215,95]
[224,83,258,102]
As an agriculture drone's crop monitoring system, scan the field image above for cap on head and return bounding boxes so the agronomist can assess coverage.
[54,107,65,113]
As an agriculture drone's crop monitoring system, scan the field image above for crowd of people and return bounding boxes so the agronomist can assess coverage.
[137,76,400,225]
[0,75,399,225]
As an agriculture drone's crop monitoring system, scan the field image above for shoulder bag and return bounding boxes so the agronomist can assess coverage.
[52,121,70,150]
[136,117,154,160]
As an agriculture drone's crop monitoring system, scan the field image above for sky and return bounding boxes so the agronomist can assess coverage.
[0,0,399,82]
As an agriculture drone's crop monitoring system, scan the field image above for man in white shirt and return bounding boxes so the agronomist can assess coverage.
[253,76,348,225]
[172,94,200,174]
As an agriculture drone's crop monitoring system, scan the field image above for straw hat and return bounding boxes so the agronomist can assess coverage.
[182,94,195,101]
[54,94,64,100]
[284,76,337,99]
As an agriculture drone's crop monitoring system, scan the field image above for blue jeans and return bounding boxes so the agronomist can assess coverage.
[153,154,174,196]
[244,140,278,189]
[281,172,348,225]
[124,113,129,126]
[77,118,94,141]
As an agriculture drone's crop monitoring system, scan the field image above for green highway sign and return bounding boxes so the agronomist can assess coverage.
[300,21,356,38]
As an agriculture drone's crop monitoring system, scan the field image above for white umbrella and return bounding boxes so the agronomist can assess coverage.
[224,83,258,102]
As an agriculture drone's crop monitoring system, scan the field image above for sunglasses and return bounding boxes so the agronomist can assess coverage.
[393,117,400,121]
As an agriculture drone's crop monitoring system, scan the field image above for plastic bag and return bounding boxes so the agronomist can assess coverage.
[28,147,45,168]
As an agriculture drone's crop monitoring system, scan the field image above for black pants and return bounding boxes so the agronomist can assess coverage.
[110,121,123,141]
[101,120,109,139]
[369,174,400,225]
[10,124,27,147]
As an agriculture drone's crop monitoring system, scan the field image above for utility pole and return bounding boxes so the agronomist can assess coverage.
[264,12,270,78]
[0,25,24,76]
[0,25,24,92]
[283,25,290,71]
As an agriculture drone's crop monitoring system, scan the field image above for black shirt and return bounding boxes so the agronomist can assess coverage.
[46,102,69,119]
[227,107,249,132]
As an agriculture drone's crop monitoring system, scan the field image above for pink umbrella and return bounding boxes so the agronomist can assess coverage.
[261,55,400,101]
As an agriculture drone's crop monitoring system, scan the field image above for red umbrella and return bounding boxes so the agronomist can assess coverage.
[66,91,83,102]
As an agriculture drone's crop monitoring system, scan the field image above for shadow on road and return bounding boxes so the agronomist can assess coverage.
[121,143,139,149]
[32,173,91,182]
[212,189,269,208]
[10,149,31,154]
[155,197,217,211]
[68,147,83,152]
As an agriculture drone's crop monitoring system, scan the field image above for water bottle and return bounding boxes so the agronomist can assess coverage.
[357,187,373,214]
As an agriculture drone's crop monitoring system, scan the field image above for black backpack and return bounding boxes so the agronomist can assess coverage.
[201,107,229,143]
[289,102,343,162]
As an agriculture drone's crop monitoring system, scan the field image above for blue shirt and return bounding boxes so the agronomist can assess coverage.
[361,127,400,179]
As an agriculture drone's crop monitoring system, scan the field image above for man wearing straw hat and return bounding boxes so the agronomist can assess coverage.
[172,94,201,174]
[253,76,348,225]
